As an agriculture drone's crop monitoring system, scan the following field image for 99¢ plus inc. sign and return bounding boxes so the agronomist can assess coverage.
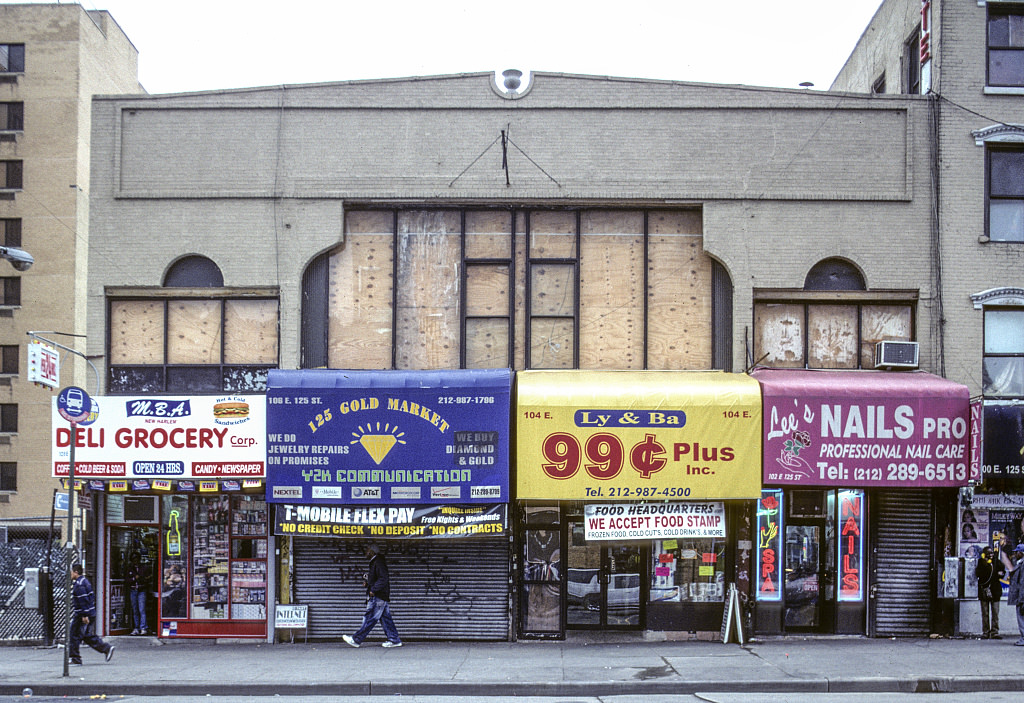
[515,371,763,501]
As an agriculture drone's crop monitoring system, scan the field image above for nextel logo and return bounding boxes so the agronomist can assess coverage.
[272,486,303,499]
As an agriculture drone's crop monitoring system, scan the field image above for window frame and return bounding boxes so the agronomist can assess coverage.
[106,291,279,395]
[904,26,922,94]
[0,277,21,306]
[982,306,1024,398]
[753,290,917,370]
[0,403,16,433]
[986,144,1024,242]
[988,3,1024,87]
[0,44,25,74]
[0,160,22,190]
[0,462,15,492]
[0,345,17,374]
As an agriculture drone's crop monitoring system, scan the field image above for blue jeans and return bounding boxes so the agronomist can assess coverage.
[69,617,110,661]
[352,596,401,644]
[130,588,147,632]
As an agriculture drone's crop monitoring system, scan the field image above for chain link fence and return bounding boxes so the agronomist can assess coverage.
[0,542,68,642]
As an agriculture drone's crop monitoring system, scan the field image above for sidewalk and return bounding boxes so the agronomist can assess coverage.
[1,633,1023,697]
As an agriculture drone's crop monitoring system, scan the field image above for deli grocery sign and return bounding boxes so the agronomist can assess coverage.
[51,395,266,480]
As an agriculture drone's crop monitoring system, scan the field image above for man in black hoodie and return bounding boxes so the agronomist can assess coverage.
[343,544,403,648]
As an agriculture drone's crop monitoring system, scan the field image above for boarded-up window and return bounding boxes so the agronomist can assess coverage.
[580,210,644,369]
[465,210,513,368]
[807,305,858,369]
[860,305,912,369]
[329,210,393,369]
[755,304,805,368]
[648,210,708,370]
[395,211,460,370]
[110,300,165,364]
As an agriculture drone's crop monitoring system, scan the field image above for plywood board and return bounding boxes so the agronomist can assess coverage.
[110,300,164,364]
[466,317,509,368]
[807,304,858,369]
[167,300,221,364]
[754,303,805,368]
[530,318,575,368]
[647,234,712,369]
[860,304,912,368]
[395,211,460,370]
[529,210,576,258]
[224,299,279,364]
[466,210,512,259]
[328,222,393,369]
[579,211,644,369]
[466,264,510,317]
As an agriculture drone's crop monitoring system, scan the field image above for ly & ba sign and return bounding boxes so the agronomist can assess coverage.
[516,370,762,501]
[51,395,265,479]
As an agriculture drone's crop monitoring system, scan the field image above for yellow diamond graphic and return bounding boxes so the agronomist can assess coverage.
[359,434,398,464]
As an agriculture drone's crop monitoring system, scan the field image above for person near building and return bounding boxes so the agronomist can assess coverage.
[342,544,403,648]
[126,552,149,635]
[976,546,1006,639]
[69,563,115,664]
[1004,544,1024,646]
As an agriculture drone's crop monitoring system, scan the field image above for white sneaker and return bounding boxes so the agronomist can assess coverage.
[382,641,402,648]
[342,635,359,648]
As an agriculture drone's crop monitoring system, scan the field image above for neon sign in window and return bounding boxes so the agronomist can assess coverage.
[838,489,865,602]
[756,489,783,601]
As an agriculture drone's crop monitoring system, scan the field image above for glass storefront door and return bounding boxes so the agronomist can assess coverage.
[107,525,158,635]
[567,522,643,629]
[784,523,822,629]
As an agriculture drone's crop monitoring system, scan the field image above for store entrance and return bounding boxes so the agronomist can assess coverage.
[567,522,643,629]
[108,526,158,636]
[783,490,835,633]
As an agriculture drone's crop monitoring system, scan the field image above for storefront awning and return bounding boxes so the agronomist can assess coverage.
[516,370,762,501]
[265,369,511,505]
[751,368,972,488]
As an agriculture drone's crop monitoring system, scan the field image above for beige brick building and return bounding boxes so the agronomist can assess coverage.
[835,0,1024,637]
[0,4,140,542]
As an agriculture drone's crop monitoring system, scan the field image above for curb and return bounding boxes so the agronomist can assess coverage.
[4,676,1024,697]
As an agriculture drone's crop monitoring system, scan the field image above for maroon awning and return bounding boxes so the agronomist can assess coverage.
[751,368,972,488]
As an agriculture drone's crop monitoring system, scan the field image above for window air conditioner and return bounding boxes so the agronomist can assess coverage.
[874,341,919,369]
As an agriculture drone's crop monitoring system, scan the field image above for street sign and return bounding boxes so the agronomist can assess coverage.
[56,386,90,424]
[53,492,68,512]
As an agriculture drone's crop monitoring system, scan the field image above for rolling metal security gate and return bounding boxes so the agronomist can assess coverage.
[871,489,933,637]
[292,536,510,640]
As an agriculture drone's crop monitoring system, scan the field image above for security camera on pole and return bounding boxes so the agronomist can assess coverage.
[56,385,91,677]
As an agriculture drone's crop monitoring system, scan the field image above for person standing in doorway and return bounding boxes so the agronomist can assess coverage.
[69,563,115,665]
[342,544,402,648]
[976,546,1006,639]
[126,552,148,635]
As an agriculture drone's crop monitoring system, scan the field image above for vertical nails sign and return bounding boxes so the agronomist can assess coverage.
[757,490,783,601]
[838,489,865,601]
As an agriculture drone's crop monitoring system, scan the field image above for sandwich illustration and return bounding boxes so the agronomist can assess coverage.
[213,401,249,419]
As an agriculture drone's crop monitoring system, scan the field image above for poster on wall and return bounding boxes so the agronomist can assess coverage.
[265,369,511,505]
[51,395,266,480]
[516,371,762,501]
[753,369,971,488]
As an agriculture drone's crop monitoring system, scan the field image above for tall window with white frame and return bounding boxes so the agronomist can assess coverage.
[987,147,1024,241]
[981,307,1024,493]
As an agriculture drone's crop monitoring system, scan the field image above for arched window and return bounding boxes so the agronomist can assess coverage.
[163,256,223,287]
[803,258,865,291]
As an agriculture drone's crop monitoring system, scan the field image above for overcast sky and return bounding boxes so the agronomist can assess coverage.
[63,0,886,95]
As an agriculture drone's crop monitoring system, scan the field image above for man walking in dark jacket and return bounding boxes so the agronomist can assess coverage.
[69,563,114,664]
[343,544,402,648]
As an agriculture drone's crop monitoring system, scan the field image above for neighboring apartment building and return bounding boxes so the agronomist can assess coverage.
[834,0,1024,637]
[84,72,959,641]
[0,4,140,543]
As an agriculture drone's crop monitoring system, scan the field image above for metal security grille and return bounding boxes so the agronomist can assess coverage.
[0,543,67,642]
[292,537,510,641]
[871,489,933,637]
